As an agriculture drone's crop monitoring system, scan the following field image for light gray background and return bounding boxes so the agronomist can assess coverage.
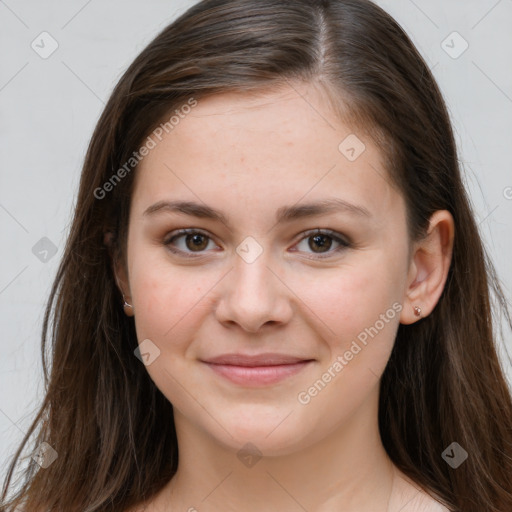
[1,0,511,489]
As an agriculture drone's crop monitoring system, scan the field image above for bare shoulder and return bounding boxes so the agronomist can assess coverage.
[389,468,451,512]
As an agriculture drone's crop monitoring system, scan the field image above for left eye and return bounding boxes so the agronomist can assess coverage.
[163,228,350,258]
[292,229,350,258]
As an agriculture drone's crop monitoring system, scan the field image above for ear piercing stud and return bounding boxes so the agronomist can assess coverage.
[123,294,134,316]
[413,306,422,317]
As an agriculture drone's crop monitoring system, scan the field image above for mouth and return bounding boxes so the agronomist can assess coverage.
[200,353,315,386]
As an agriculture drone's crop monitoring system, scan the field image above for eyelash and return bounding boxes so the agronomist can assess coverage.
[163,228,351,259]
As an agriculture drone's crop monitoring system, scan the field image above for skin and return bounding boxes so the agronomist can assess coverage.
[116,81,454,512]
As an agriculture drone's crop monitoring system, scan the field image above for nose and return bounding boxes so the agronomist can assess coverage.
[214,246,294,333]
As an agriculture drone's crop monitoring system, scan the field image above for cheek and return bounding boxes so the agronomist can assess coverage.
[128,243,211,345]
[296,257,403,351]
[293,262,403,431]
[127,253,213,408]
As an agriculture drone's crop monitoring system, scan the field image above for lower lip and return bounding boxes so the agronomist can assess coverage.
[203,361,312,386]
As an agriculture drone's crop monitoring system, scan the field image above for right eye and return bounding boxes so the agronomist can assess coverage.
[163,228,220,257]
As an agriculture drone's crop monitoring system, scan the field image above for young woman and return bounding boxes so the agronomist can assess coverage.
[2,0,511,511]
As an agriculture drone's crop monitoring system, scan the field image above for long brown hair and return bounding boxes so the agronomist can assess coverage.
[2,1,511,511]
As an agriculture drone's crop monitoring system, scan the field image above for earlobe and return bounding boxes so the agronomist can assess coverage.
[400,210,454,325]
[107,236,135,318]
[115,264,135,317]
[122,294,135,317]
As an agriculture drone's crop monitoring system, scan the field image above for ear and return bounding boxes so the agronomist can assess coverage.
[400,210,454,325]
[104,230,134,317]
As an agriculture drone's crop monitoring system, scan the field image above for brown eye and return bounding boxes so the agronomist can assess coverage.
[164,229,217,256]
[308,234,333,253]
[293,229,351,259]
[184,233,209,251]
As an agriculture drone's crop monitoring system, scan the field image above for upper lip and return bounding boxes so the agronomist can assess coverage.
[202,353,313,366]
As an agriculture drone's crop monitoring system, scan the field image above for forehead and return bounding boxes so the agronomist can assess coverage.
[131,82,401,228]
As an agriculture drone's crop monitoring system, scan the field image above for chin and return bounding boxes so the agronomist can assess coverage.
[203,406,315,457]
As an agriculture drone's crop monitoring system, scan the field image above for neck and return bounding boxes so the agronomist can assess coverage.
[157,390,396,512]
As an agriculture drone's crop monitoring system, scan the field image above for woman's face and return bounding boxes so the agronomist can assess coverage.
[122,82,413,455]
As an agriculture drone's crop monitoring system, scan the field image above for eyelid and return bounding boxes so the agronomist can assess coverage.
[163,228,220,257]
[290,228,351,259]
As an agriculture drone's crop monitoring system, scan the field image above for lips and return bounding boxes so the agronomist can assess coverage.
[201,353,314,386]
[203,353,312,366]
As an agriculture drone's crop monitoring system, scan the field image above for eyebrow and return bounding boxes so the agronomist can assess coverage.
[143,197,372,228]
